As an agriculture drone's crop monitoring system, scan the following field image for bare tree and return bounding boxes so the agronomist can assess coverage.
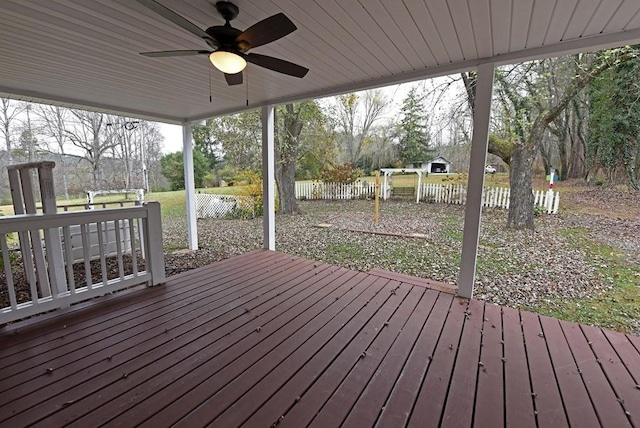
[330,90,388,164]
[1,98,25,162]
[65,110,116,189]
[34,105,73,198]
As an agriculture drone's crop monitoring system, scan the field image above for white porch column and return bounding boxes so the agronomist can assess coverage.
[457,63,495,299]
[261,105,276,251]
[182,123,198,250]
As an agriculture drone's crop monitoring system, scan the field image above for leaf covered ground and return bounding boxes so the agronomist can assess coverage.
[162,187,640,333]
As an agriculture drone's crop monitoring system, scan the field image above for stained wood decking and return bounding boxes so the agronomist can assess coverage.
[1,250,638,427]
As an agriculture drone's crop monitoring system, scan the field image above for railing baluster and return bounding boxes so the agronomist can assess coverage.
[81,223,92,289]
[114,220,124,281]
[128,218,138,276]
[97,221,108,285]
[1,234,18,310]
[62,225,76,294]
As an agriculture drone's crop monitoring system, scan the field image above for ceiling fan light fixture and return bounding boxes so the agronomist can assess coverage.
[209,50,246,74]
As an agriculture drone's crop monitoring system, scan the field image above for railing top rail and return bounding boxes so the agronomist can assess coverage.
[0,205,150,235]
[59,200,140,209]
[6,161,56,170]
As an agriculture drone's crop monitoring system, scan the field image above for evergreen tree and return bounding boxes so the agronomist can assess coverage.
[397,87,433,165]
[160,149,210,190]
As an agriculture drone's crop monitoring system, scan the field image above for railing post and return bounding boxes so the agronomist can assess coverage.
[144,202,165,285]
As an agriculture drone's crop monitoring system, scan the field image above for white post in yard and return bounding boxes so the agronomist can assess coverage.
[262,105,276,250]
[262,106,276,251]
[457,62,495,299]
[383,173,389,200]
[547,167,555,213]
[182,123,198,250]
[416,171,422,203]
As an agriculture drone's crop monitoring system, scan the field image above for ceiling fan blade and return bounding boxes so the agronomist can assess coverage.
[136,0,214,42]
[245,53,309,78]
[235,13,296,50]
[224,72,243,86]
[140,50,211,57]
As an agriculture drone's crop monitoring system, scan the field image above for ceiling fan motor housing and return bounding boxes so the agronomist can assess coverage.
[215,1,239,21]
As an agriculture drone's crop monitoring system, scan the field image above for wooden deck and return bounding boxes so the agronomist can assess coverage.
[1,250,638,427]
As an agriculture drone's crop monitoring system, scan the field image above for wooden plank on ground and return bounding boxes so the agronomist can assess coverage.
[502,306,536,428]
[521,310,569,427]
[473,302,504,427]
[407,296,469,427]
[440,299,485,427]
[540,315,600,427]
[561,321,631,427]
[583,325,639,426]
[368,268,457,294]
[342,288,440,427]
[376,292,454,427]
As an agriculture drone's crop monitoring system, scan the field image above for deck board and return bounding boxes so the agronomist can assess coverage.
[520,310,568,427]
[0,250,637,427]
[473,302,505,427]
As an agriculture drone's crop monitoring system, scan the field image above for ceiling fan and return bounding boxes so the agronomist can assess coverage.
[136,0,309,86]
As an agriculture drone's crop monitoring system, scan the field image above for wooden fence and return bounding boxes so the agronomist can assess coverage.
[294,181,559,214]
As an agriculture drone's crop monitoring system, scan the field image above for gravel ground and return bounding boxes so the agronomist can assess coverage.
[162,195,639,313]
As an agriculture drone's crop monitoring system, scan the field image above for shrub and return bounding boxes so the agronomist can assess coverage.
[320,163,363,184]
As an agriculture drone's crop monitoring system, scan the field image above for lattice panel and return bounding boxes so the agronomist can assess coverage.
[196,194,256,219]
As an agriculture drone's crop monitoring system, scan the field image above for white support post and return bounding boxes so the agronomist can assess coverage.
[144,201,165,285]
[182,123,198,250]
[262,105,276,251]
[416,172,422,203]
[457,62,495,299]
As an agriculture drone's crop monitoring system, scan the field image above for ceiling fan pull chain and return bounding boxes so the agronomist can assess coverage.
[209,67,213,103]
[246,68,249,106]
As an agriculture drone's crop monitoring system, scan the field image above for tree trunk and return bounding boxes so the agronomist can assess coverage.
[507,144,536,228]
[275,160,300,214]
[275,104,302,215]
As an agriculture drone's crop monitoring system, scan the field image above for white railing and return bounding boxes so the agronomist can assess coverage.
[0,202,165,324]
[295,181,375,200]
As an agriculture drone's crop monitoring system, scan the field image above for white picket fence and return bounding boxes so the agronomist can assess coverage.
[196,194,256,219]
[294,181,559,214]
[419,183,559,213]
[295,181,375,200]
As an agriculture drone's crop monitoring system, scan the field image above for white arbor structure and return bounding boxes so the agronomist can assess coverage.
[379,168,428,203]
[3,0,640,298]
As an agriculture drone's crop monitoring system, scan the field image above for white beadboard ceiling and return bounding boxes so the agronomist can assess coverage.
[2,0,640,124]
